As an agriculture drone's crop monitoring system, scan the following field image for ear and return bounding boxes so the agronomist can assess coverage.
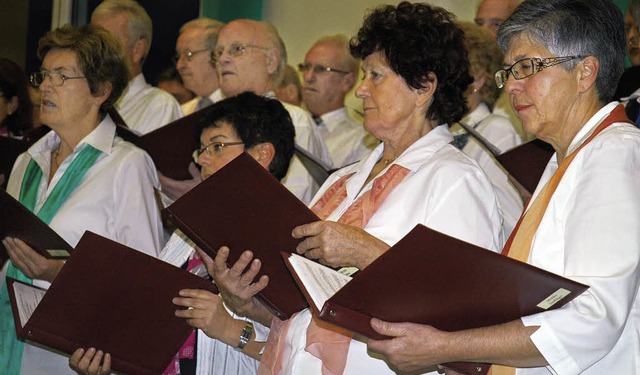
[6,96,18,115]
[415,72,437,107]
[473,74,487,93]
[265,48,279,76]
[576,56,599,93]
[341,72,357,93]
[94,81,113,107]
[132,38,147,65]
[248,142,276,169]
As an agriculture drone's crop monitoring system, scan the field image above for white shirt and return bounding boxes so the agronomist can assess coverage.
[6,115,164,375]
[116,73,183,134]
[457,103,524,238]
[279,99,331,205]
[515,102,640,375]
[315,107,379,168]
[281,125,505,375]
[181,89,224,116]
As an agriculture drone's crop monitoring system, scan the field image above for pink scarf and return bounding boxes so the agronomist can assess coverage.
[260,164,410,375]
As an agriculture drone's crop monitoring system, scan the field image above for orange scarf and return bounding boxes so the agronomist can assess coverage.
[491,104,631,375]
[260,164,410,375]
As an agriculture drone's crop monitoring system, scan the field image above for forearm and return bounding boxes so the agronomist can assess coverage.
[443,320,546,367]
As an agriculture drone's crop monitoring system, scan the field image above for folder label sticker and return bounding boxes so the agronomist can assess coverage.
[537,288,571,310]
[47,249,71,257]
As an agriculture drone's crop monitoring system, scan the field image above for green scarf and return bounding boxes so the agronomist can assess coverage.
[0,144,102,375]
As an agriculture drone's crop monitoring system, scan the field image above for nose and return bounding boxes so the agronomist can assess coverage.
[303,66,315,82]
[503,72,522,94]
[355,77,369,99]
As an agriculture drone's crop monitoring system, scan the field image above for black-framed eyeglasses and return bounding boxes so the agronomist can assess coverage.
[494,55,586,88]
[212,43,269,62]
[173,48,210,64]
[192,141,245,163]
[30,71,86,87]
[297,63,349,75]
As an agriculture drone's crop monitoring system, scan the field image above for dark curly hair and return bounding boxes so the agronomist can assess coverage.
[0,58,33,136]
[37,24,128,117]
[350,1,473,124]
[197,92,295,180]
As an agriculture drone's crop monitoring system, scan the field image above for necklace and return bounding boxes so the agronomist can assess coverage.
[380,155,397,165]
[52,147,61,168]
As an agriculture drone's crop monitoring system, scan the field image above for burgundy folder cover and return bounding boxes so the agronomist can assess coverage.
[286,224,588,375]
[111,108,203,180]
[6,231,218,375]
[164,152,319,319]
[0,188,72,259]
[496,139,555,194]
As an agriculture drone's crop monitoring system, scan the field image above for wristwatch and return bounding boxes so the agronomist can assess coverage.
[236,321,254,350]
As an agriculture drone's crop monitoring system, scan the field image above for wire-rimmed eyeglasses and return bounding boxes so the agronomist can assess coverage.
[173,49,211,64]
[297,63,350,75]
[30,71,86,87]
[211,43,269,62]
[494,55,586,88]
[192,141,245,164]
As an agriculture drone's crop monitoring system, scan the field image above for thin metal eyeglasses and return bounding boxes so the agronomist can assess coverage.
[297,63,349,75]
[494,55,586,88]
[192,141,244,163]
[173,48,211,64]
[30,71,87,87]
[212,43,269,62]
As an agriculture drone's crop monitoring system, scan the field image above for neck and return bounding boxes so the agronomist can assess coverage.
[544,99,603,163]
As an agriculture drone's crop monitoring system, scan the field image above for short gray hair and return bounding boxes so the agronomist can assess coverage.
[91,0,152,60]
[180,18,226,51]
[496,0,625,103]
[313,34,359,76]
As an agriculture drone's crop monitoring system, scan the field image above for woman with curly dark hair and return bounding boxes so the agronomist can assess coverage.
[208,3,505,374]
[210,2,503,374]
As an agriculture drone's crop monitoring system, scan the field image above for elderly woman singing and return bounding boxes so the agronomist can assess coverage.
[205,2,505,374]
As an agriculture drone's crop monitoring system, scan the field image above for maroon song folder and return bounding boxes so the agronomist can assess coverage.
[496,139,555,194]
[283,224,588,375]
[0,188,72,259]
[111,108,203,180]
[164,152,320,319]
[6,231,218,375]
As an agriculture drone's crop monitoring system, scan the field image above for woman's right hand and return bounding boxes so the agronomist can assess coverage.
[69,347,111,375]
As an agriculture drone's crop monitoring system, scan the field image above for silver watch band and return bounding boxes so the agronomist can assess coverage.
[236,321,254,350]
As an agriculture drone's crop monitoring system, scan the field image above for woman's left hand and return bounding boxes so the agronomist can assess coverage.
[367,318,450,373]
[3,237,64,282]
[173,288,234,340]
[69,347,111,375]
[291,221,389,269]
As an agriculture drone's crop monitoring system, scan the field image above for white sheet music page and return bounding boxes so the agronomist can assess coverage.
[12,282,46,328]
[288,253,352,310]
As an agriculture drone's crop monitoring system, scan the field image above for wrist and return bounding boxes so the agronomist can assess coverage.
[235,321,254,351]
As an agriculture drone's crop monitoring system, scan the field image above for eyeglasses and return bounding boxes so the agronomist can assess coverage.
[297,63,349,75]
[494,55,585,88]
[192,141,244,163]
[30,71,86,87]
[173,48,210,64]
[212,43,269,62]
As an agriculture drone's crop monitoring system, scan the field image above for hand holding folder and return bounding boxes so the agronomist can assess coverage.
[6,231,218,375]
[0,189,72,260]
[165,152,320,320]
[283,224,589,375]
